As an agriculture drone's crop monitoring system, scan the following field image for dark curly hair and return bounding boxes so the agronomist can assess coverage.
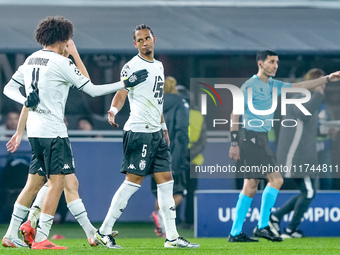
[133,24,154,40]
[35,16,73,46]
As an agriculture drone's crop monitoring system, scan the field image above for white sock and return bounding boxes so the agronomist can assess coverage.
[157,180,179,240]
[99,180,140,235]
[35,213,54,243]
[28,185,48,228]
[157,210,166,234]
[5,203,29,238]
[67,198,96,238]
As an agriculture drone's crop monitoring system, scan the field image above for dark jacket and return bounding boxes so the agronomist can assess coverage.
[163,93,189,174]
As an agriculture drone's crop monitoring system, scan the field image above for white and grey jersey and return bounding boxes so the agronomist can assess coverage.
[8,49,90,138]
[121,55,164,133]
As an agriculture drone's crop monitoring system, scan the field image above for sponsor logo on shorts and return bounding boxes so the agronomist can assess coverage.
[62,164,71,170]
[128,164,136,170]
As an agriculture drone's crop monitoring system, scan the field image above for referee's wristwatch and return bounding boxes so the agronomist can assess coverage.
[231,141,238,147]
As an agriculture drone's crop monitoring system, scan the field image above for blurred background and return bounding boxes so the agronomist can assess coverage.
[0,0,340,236]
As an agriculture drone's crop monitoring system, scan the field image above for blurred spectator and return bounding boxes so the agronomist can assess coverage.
[184,92,206,228]
[151,76,189,236]
[317,101,338,190]
[0,111,20,138]
[0,111,28,222]
[176,85,190,103]
[75,115,102,138]
[176,84,207,228]
[77,116,94,131]
[5,111,20,130]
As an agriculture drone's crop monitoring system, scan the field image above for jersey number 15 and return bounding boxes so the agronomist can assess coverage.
[152,76,164,99]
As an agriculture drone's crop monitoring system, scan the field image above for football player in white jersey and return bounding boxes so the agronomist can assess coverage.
[94,24,199,249]
[2,16,147,250]
[2,40,118,249]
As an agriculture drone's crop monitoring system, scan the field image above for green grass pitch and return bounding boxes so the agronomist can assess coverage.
[1,222,339,254]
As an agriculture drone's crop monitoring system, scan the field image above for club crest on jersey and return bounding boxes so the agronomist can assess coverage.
[139,160,146,171]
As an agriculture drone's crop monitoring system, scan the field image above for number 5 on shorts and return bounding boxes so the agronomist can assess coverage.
[142,144,147,157]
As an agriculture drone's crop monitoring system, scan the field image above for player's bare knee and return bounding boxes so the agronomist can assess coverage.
[242,185,257,197]
[242,179,258,197]
[126,173,144,185]
[154,171,173,184]
[23,178,45,195]
[268,177,283,190]
[243,188,257,198]
[23,183,42,196]
[64,176,79,193]
[48,179,65,191]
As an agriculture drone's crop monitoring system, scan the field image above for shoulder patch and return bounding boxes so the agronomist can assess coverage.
[74,67,82,76]
[121,70,128,78]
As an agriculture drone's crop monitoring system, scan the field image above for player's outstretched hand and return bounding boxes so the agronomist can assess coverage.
[328,71,340,82]
[108,110,119,128]
[124,69,148,88]
[24,88,39,108]
[6,133,22,153]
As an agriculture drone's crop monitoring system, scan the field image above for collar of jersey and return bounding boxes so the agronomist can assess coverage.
[41,49,58,54]
[138,54,154,63]
[253,74,273,85]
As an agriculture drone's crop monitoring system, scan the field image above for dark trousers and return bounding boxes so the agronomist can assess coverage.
[273,177,316,231]
[184,164,198,225]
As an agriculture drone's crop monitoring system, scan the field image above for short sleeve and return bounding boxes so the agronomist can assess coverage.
[241,83,250,108]
[272,79,292,96]
[59,58,90,90]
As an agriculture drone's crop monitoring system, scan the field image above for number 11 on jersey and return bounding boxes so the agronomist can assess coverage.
[31,68,40,89]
